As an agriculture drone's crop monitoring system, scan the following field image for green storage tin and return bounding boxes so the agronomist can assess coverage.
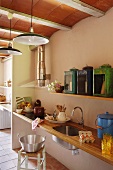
[93,65,113,97]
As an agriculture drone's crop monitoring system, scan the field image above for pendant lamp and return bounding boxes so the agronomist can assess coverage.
[13,0,49,45]
[0,13,22,55]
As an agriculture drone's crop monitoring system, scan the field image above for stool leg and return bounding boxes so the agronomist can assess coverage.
[37,153,41,170]
[42,147,46,170]
[17,151,21,170]
[25,155,28,169]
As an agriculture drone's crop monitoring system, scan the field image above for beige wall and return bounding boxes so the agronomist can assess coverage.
[0,59,4,95]
[12,43,35,148]
[11,7,113,170]
[12,43,35,110]
[3,58,12,101]
[34,7,113,170]
[0,58,12,101]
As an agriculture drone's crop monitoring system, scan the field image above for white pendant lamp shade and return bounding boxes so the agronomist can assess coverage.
[0,13,22,56]
[0,42,22,55]
[13,33,49,46]
[13,0,49,46]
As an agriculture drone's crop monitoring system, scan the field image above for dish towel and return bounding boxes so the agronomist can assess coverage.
[32,118,43,130]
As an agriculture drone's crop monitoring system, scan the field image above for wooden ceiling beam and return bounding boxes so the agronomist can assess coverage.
[0,7,71,31]
[57,0,105,17]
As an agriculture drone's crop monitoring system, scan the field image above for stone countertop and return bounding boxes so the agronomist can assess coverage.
[13,111,113,166]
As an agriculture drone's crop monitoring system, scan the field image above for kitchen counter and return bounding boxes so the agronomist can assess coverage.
[13,112,113,166]
[0,103,11,112]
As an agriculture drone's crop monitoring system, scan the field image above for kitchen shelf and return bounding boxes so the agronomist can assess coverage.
[20,81,47,88]
[19,81,36,88]
[0,103,11,112]
[0,86,11,89]
[50,92,113,101]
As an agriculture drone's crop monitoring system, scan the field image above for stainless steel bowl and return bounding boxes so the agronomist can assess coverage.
[19,134,45,152]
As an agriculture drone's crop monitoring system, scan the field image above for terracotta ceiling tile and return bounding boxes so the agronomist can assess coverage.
[13,20,31,32]
[1,0,39,15]
[33,0,61,19]
[1,0,13,8]
[0,15,9,28]
[0,32,9,39]
[82,0,113,12]
[33,23,58,37]
[0,0,113,41]
[0,32,5,37]
[93,0,113,11]
[0,42,8,47]
[81,0,98,6]
[62,10,90,27]
[0,14,19,30]
[46,4,75,24]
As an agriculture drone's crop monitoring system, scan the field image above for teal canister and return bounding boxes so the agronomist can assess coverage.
[64,68,78,94]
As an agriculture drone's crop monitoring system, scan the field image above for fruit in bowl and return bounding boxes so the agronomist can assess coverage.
[17,101,32,112]
[25,104,32,112]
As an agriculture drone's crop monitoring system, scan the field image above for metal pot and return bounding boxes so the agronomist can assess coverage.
[96,112,113,138]
[19,134,45,152]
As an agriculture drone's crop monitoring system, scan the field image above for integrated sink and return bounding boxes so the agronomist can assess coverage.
[52,125,79,150]
[53,125,79,136]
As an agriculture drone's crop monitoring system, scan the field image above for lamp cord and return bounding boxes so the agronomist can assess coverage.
[10,19,11,40]
[31,0,33,28]
[8,19,12,48]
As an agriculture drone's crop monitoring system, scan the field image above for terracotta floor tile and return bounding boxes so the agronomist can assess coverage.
[3,148,16,154]
[0,160,15,170]
[0,149,8,156]
[12,158,18,166]
[0,136,10,141]
[8,152,18,159]
[0,145,3,150]
[0,155,11,163]
[0,129,69,170]
[9,168,17,170]
[2,143,12,149]
[0,139,11,145]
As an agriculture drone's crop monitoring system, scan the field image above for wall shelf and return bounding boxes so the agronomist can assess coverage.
[50,92,113,101]
[0,86,11,89]
[19,81,36,88]
[19,81,48,88]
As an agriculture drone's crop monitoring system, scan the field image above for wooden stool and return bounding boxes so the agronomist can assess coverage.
[17,146,46,170]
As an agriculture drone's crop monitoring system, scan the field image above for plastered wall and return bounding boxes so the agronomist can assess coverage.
[34,7,113,170]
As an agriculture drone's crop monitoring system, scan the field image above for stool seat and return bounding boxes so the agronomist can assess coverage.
[20,146,44,157]
[17,145,46,170]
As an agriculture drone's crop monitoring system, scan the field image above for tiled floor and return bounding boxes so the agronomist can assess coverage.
[0,129,69,170]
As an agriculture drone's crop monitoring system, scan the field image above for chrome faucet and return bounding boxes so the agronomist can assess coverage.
[71,106,84,126]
